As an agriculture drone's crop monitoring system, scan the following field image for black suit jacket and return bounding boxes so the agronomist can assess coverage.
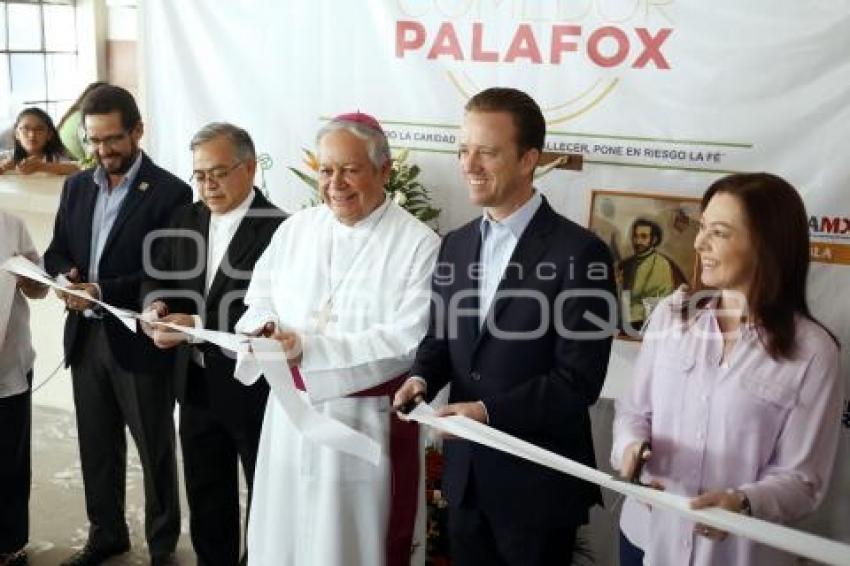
[140,189,285,416]
[411,197,616,528]
[44,153,192,372]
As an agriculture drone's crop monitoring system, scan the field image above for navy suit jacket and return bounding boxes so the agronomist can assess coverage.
[139,188,285,417]
[411,197,616,528]
[44,153,192,372]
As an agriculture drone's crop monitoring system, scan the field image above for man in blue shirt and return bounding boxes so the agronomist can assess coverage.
[44,84,190,566]
[396,87,616,566]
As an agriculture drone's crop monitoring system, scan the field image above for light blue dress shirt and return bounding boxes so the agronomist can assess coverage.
[408,192,542,422]
[478,190,542,325]
[88,151,143,283]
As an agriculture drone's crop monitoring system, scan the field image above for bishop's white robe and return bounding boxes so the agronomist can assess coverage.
[235,198,439,566]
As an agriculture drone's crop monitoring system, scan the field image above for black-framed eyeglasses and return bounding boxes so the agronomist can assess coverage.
[191,161,244,185]
[83,131,131,150]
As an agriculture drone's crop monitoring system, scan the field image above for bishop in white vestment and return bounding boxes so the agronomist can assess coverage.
[234,113,439,566]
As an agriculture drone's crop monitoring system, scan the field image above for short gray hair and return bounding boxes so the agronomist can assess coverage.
[315,120,390,169]
[190,122,256,161]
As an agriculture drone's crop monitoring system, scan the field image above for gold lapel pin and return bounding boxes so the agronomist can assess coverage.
[138,181,149,192]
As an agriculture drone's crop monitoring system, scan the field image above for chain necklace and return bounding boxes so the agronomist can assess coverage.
[311,198,391,333]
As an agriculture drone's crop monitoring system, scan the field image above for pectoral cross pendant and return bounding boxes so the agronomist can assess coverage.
[312,300,338,333]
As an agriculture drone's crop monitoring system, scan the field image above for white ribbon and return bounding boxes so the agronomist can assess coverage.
[1,256,138,331]
[403,403,850,566]
[247,338,382,466]
[10,254,848,562]
[154,319,251,353]
[149,325,383,466]
[2,255,383,466]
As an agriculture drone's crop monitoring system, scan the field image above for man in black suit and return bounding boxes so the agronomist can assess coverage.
[44,84,190,566]
[394,88,616,565]
[140,123,285,566]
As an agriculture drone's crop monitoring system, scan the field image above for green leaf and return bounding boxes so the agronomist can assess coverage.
[287,166,319,192]
[394,148,410,163]
[418,209,440,221]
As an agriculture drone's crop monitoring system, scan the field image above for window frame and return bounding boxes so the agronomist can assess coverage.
[1,0,79,121]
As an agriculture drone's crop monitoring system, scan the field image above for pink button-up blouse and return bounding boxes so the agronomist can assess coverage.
[612,292,843,566]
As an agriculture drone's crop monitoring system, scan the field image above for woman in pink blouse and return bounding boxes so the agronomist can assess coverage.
[612,172,843,566]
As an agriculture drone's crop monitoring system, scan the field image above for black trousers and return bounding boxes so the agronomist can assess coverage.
[70,322,180,556]
[448,506,578,566]
[619,529,645,566]
[0,373,31,554]
[180,362,265,566]
[447,474,578,566]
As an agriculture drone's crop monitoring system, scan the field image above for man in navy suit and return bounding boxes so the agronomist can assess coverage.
[140,123,285,566]
[395,87,616,565]
[44,84,190,566]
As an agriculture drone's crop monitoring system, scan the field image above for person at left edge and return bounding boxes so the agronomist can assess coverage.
[43,83,190,566]
[140,122,286,566]
[0,210,48,566]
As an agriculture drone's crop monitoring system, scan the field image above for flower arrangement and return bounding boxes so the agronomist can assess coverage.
[425,445,451,565]
[288,148,441,227]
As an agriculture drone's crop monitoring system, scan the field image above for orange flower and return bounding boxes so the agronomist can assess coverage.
[302,148,319,171]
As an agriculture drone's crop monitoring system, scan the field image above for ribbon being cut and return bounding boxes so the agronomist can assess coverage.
[2,254,138,330]
[0,255,381,465]
[3,255,849,565]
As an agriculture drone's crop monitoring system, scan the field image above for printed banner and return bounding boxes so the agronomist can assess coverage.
[140,0,850,543]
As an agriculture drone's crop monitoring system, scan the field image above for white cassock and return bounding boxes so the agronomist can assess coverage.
[234,197,440,566]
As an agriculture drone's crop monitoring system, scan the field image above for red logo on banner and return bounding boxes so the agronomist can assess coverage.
[809,215,850,265]
[810,216,850,235]
[396,21,672,69]
[390,1,676,124]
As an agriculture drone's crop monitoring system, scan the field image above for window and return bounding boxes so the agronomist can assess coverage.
[1,0,78,122]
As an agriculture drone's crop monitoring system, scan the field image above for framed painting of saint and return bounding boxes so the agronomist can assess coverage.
[588,190,701,338]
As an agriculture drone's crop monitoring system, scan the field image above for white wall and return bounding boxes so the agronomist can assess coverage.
[1,175,72,411]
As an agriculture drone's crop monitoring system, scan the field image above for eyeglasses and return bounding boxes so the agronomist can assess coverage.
[84,131,130,150]
[191,161,244,185]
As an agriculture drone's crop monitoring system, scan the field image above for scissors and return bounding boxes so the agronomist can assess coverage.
[396,393,424,415]
[628,441,652,486]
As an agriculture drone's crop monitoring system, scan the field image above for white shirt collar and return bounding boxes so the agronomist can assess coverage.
[331,194,390,233]
[210,189,255,226]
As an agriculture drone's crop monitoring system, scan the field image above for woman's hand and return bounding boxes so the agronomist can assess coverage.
[690,489,750,540]
[0,157,14,174]
[15,156,43,175]
[620,441,665,506]
[620,440,652,481]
